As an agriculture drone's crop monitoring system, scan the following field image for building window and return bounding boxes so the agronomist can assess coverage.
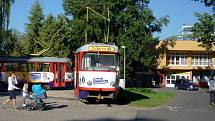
[167,53,188,66]
[192,53,210,66]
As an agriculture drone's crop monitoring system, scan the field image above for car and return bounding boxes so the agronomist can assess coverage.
[175,79,199,91]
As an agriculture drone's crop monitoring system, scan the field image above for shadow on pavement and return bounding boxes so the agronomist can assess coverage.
[45,102,68,111]
[65,117,166,121]
[82,88,149,106]
[116,89,149,105]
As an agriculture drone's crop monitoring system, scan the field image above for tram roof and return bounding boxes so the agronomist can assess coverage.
[76,43,119,53]
[0,57,70,63]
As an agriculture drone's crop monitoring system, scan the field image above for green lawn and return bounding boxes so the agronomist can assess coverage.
[116,88,176,107]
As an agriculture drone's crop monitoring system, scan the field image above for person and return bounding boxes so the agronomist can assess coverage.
[31,84,47,99]
[208,78,215,106]
[22,83,29,107]
[1,72,20,109]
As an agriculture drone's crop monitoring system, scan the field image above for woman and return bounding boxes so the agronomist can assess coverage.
[1,72,20,109]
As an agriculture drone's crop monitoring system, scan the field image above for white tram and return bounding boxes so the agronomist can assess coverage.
[74,43,120,99]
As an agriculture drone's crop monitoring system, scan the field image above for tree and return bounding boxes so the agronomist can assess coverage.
[24,0,44,55]
[191,0,215,52]
[0,29,18,56]
[39,14,72,57]
[63,0,169,86]
[0,0,15,30]
[192,13,215,52]
[193,0,215,11]
[0,0,16,56]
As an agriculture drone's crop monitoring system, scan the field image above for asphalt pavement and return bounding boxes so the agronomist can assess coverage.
[135,89,215,121]
[0,89,214,121]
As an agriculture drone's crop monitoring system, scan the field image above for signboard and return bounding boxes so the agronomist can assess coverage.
[0,72,53,83]
[65,72,73,82]
[30,72,54,83]
[93,78,108,84]
[88,46,115,52]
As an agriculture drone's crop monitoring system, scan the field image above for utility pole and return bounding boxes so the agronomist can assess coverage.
[122,46,126,87]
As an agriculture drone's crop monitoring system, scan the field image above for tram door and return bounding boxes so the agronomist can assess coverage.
[74,54,80,97]
[53,63,66,87]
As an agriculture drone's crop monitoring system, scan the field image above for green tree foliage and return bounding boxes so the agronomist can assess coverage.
[192,0,215,52]
[0,0,14,30]
[0,0,15,56]
[0,29,18,56]
[63,0,169,82]
[39,14,72,57]
[192,13,215,52]
[193,0,215,11]
[20,1,73,57]
[24,0,44,54]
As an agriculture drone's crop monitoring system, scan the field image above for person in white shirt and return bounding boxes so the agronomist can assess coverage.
[1,72,20,109]
[208,78,215,106]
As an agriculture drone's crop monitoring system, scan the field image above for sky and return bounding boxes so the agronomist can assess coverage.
[9,0,213,39]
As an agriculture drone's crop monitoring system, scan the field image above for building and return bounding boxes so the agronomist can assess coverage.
[181,25,193,40]
[165,25,194,41]
[156,40,215,87]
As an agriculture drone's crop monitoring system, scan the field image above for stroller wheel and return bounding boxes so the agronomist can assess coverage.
[26,104,32,111]
[38,105,46,111]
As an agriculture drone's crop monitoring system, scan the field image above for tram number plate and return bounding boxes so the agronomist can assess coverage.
[93,78,108,84]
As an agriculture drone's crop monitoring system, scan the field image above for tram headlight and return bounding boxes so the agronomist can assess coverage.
[110,81,115,87]
[87,80,92,86]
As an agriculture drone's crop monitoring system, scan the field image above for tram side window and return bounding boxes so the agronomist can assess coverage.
[21,63,28,72]
[38,63,50,72]
[29,63,34,72]
[4,63,18,72]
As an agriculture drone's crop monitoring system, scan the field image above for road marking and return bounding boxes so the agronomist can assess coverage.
[167,107,181,112]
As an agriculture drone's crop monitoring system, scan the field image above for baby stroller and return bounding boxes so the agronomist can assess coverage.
[26,92,46,111]
[26,84,47,111]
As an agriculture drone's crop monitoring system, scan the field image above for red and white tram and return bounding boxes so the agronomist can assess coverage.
[74,43,120,99]
[0,57,73,89]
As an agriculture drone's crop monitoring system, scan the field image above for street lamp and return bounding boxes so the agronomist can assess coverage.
[121,46,126,88]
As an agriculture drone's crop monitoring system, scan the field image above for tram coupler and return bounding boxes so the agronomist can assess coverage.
[97,93,104,100]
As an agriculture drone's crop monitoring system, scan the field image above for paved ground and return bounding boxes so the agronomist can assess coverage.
[0,88,214,121]
[136,89,215,121]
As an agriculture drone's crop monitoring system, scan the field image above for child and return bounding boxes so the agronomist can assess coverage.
[22,83,29,107]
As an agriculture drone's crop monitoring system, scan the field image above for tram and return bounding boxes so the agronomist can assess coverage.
[0,57,72,88]
[74,43,120,99]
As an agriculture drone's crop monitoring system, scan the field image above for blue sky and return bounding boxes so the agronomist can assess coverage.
[9,0,64,33]
[9,0,212,39]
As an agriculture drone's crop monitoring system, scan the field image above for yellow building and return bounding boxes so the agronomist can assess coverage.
[156,40,215,87]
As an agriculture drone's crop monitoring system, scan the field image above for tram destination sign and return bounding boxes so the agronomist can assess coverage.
[88,46,115,52]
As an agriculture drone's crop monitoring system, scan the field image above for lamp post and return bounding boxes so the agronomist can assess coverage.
[121,46,126,87]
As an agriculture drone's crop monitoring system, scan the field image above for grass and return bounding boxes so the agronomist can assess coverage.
[116,88,176,107]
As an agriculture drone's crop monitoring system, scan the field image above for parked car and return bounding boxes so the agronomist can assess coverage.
[175,79,199,91]
[198,80,209,88]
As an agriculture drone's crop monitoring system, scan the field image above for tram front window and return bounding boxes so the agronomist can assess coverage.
[82,53,119,71]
